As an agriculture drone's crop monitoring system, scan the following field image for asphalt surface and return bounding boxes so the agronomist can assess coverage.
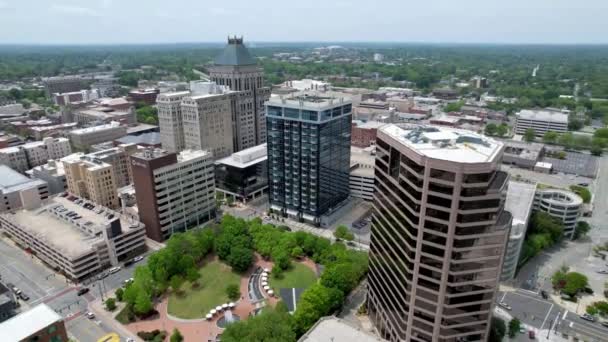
[541,151,599,178]
[0,236,145,341]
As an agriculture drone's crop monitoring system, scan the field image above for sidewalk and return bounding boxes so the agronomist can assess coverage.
[89,298,141,341]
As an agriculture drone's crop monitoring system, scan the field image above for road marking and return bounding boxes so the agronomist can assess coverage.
[511,290,551,305]
[501,292,507,302]
[563,310,568,320]
[540,303,553,330]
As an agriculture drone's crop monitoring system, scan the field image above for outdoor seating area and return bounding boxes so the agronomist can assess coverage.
[260,268,274,297]
[205,302,236,321]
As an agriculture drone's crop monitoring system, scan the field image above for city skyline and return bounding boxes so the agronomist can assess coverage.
[0,0,607,44]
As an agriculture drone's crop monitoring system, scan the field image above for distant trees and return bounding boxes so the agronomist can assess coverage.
[519,212,564,267]
[552,266,589,297]
[105,298,116,311]
[221,306,297,342]
[485,123,508,137]
[484,123,497,136]
[170,328,184,342]
[524,128,536,142]
[489,317,507,342]
[508,318,521,338]
[333,225,354,241]
[136,105,158,125]
[225,284,240,301]
[570,185,592,203]
[574,221,592,240]
[444,101,464,113]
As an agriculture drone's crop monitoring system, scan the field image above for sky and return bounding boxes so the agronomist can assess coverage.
[0,0,607,44]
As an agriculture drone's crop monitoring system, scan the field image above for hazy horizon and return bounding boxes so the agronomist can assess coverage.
[0,0,607,45]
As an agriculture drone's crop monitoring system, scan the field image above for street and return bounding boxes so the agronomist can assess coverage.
[0,236,142,341]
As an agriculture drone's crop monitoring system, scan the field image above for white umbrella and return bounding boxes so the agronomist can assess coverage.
[216,306,223,311]
[210,309,217,315]
[264,268,270,273]
[268,290,274,296]
[261,276,268,282]
[222,303,229,309]
[229,302,236,308]
[263,285,270,291]
[261,272,268,277]
[261,281,268,286]
[206,314,213,320]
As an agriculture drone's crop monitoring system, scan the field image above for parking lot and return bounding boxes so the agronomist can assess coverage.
[541,151,599,178]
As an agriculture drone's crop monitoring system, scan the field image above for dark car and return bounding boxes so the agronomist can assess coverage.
[540,290,548,299]
[528,330,535,339]
[18,293,29,301]
[77,287,90,296]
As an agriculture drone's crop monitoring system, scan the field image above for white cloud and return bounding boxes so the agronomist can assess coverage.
[51,4,102,17]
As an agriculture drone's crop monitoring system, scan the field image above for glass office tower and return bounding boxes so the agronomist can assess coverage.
[266,94,352,225]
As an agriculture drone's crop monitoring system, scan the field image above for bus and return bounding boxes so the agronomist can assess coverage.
[97,333,120,342]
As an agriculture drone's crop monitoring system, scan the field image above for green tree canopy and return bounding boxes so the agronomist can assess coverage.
[484,123,497,136]
[221,307,296,342]
[524,128,536,142]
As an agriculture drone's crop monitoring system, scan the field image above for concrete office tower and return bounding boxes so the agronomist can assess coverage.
[368,124,511,342]
[501,181,537,281]
[182,86,235,159]
[208,36,271,150]
[62,154,119,209]
[157,91,190,152]
[266,93,352,225]
[131,149,216,242]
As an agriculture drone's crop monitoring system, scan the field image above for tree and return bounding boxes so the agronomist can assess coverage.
[105,298,117,311]
[272,249,291,270]
[543,131,559,144]
[221,307,296,342]
[134,291,153,315]
[570,185,591,203]
[291,246,304,259]
[569,118,584,131]
[226,284,240,301]
[559,132,575,148]
[320,263,360,294]
[524,128,536,142]
[496,123,509,137]
[484,123,497,136]
[227,246,254,273]
[334,225,354,241]
[594,128,608,139]
[489,317,507,342]
[562,272,589,296]
[574,221,592,240]
[444,101,464,112]
[170,275,183,293]
[508,318,521,338]
[293,284,344,334]
[170,328,184,342]
[115,288,124,302]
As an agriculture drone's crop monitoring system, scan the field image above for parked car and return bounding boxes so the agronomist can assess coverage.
[11,287,21,295]
[133,255,144,263]
[97,271,108,280]
[498,302,512,310]
[580,313,596,322]
[528,330,535,339]
[108,266,121,274]
[123,278,134,286]
[540,290,548,299]
[18,293,29,301]
[601,321,608,328]
[85,312,95,319]
[597,269,608,274]
[77,287,90,296]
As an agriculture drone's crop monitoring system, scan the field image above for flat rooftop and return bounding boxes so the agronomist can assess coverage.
[267,92,352,110]
[298,316,384,342]
[4,196,143,260]
[70,122,122,135]
[216,143,267,169]
[503,140,544,161]
[505,181,537,227]
[380,124,503,163]
[0,304,63,341]
[61,152,110,171]
[0,165,47,192]
[516,109,568,123]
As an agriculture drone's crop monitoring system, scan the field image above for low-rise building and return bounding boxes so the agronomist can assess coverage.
[215,143,268,203]
[28,122,78,140]
[0,165,49,212]
[0,196,145,281]
[534,188,583,238]
[501,181,537,281]
[131,149,216,241]
[0,137,72,172]
[515,109,568,136]
[298,316,385,342]
[62,154,119,209]
[69,122,128,151]
[28,160,67,195]
[432,88,459,100]
[351,121,384,147]
[128,88,160,105]
[0,103,25,116]
[53,89,100,106]
[0,304,67,342]
[502,140,544,169]
[349,146,375,201]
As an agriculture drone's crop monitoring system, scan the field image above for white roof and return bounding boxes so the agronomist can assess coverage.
[535,161,553,169]
[380,124,502,163]
[0,304,62,341]
[516,109,568,124]
[505,181,537,229]
[216,144,267,169]
[70,121,122,135]
[299,317,384,342]
[357,121,386,129]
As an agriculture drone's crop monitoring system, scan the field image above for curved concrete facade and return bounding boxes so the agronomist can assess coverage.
[534,189,582,238]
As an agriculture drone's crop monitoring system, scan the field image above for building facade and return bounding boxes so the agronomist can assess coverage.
[128,88,160,105]
[0,165,49,212]
[0,304,68,342]
[208,36,271,151]
[514,109,568,136]
[350,146,376,201]
[62,154,119,209]
[266,94,352,224]
[0,138,72,172]
[157,91,190,152]
[367,124,511,342]
[86,144,139,188]
[215,143,268,202]
[131,149,216,241]
[534,188,582,239]
[69,122,128,151]
[29,160,67,195]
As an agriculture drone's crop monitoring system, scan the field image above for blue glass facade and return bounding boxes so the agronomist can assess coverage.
[267,102,351,222]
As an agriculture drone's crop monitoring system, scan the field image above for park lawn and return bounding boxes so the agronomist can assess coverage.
[167,260,240,319]
[272,262,317,291]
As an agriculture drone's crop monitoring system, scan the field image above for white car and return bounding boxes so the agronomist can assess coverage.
[108,266,121,274]
[85,312,95,319]
[498,302,512,311]
[124,278,134,286]
[133,255,144,263]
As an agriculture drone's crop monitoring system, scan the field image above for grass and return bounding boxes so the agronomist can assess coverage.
[115,305,133,324]
[167,260,241,319]
[271,262,317,291]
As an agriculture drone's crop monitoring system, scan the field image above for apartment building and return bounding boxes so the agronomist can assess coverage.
[157,91,190,152]
[0,138,72,172]
[515,109,568,136]
[208,36,271,150]
[266,93,352,224]
[0,165,49,212]
[501,181,537,281]
[534,188,582,238]
[0,196,146,281]
[69,122,128,151]
[62,154,119,209]
[86,144,139,188]
[131,149,216,241]
[368,124,511,342]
